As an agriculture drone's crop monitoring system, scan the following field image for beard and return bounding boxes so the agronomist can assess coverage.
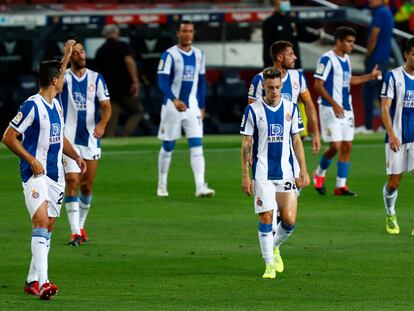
[72,60,86,70]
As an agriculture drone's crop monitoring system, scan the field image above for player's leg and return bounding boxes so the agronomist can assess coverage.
[63,154,82,245]
[184,111,214,197]
[157,104,181,196]
[313,105,341,194]
[274,184,297,250]
[334,140,356,196]
[384,174,402,234]
[78,159,99,239]
[254,180,277,279]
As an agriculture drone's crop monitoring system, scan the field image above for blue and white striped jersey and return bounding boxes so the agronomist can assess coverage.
[240,98,304,181]
[248,69,307,103]
[157,45,206,109]
[60,69,110,148]
[314,50,352,111]
[9,93,65,183]
[381,66,414,144]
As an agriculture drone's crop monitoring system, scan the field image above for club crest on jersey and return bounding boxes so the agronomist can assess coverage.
[256,197,263,206]
[88,84,95,92]
[12,112,23,124]
[73,92,87,110]
[293,82,299,90]
[268,124,283,143]
[50,123,61,144]
[285,112,291,121]
[183,65,195,81]
[32,189,39,199]
[57,107,64,118]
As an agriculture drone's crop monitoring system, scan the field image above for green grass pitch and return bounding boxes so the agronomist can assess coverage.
[0,134,413,310]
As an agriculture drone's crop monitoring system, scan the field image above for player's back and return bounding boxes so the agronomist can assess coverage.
[10,93,65,183]
[61,68,109,148]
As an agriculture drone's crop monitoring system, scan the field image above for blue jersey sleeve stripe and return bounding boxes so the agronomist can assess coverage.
[197,74,206,109]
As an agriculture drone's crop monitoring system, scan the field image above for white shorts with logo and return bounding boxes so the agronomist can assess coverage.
[157,103,203,141]
[63,144,101,174]
[385,142,414,175]
[253,179,297,214]
[319,105,355,142]
[22,175,65,219]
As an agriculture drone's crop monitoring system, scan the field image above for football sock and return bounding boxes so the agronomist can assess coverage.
[272,210,281,234]
[336,161,350,188]
[190,146,205,190]
[273,222,295,249]
[47,231,52,255]
[383,184,398,216]
[258,223,274,265]
[65,196,80,235]
[316,155,332,177]
[79,194,92,229]
[31,228,49,287]
[27,257,37,283]
[158,146,173,187]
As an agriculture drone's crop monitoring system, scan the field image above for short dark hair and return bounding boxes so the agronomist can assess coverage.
[270,40,293,63]
[176,20,194,31]
[37,60,62,88]
[334,26,356,41]
[262,67,282,81]
[69,37,83,47]
[404,37,414,54]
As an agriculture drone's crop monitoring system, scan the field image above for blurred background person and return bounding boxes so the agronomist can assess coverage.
[95,24,143,137]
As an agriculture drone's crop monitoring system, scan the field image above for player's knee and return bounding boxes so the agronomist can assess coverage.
[65,175,79,193]
[162,140,175,152]
[48,218,56,232]
[259,211,273,224]
[329,143,341,154]
[281,221,296,233]
[188,137,202,148]
[80,183,93,196]
[387,181,399,192]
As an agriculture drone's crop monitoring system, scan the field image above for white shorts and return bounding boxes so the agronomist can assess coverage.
[22,175,65,219]
[385,142,414,175]
[63,144,100,174]
[319,105,355,142]
[253,179,297,214]
[157,103,203,141]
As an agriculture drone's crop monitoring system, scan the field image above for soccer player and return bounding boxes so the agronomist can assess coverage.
[156,20,214,197]
[248,40,321,155]
[380,37,414,235]
[241,67,310,279]
[60,39,112,246]
[312,26,381,196]
[2,59,86,299]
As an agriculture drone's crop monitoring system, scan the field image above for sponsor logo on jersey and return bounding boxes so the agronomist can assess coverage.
[73,92,87,110]
[268,124,283,143]
[50,123,61,144]
[403,90,414,108]
[12,112,23,124]
[183,65,195,81]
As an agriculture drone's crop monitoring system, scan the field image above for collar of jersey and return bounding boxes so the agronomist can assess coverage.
[69,69,88,82]
[176,45,193,56]
[261,97,283,112]
[39,94,54,109]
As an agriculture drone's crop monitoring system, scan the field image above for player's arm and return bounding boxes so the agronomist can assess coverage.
[94,100,111,138]
[314,78,345,118]
[366,26,380,58]
[241,135,254,196]
[60,39,76,71]
[381,97,400,152]
[351,65,381,85]
[125,55,140,97]
[291,132,310,188]
[2,126,45,176]
[299,89,320,154]
[63,137,87,173]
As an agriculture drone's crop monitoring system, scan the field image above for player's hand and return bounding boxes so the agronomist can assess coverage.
[371,64,382,80]
[173,99,187,112]
[76,158,87,174]
[94,122,105,138]
[296,171,310,188]
[30,158,45,177]
[130,82,140,97]
[389,133,401,152]
[332,103,345,118]
[63,39,76,57]
[312,132,321,155]
[242,175,253,196]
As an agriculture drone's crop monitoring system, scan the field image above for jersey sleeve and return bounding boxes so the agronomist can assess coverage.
[248,74,263,100]
[9,100,36,134]
[199,51,206,75]
[291,103,304,135]
[380,71,394,99]
[298,71,308,93]
[240,105,256,136]
[96,74,110,102]
[314,56,332,81]
[157,51,173,75]
[157,51,176,101]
